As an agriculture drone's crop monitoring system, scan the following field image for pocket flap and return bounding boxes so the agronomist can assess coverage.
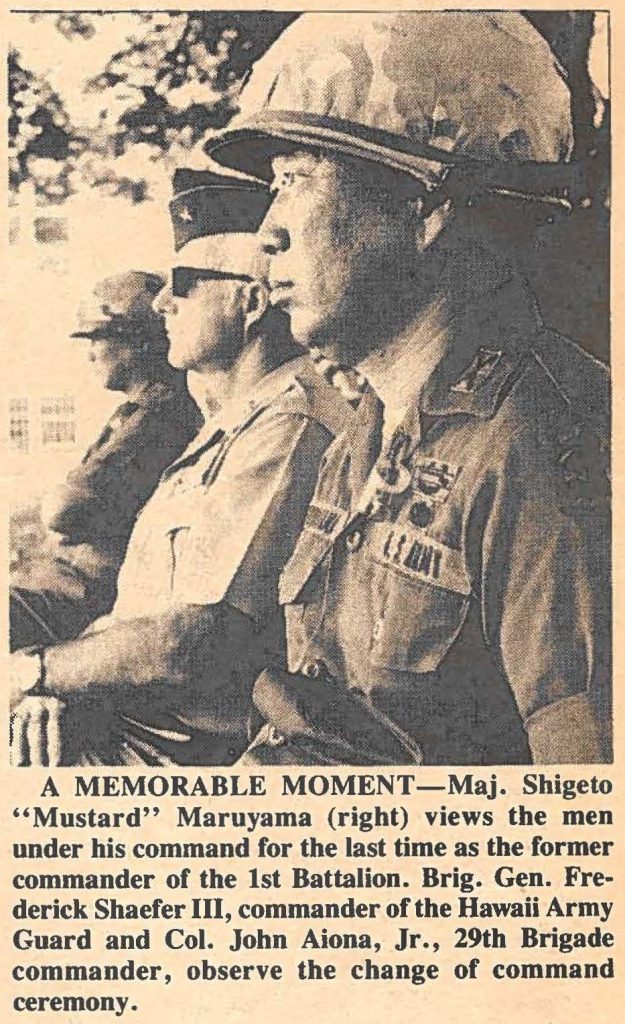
[278,502,348,604]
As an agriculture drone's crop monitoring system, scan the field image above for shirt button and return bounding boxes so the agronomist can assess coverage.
[302,660,324,680]
[345,528,364,553]
[372,620,383,642]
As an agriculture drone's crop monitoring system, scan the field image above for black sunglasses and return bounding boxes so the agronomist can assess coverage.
[172,266,253,298]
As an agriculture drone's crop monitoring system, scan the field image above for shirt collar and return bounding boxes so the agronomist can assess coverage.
[358,294,450,435]
[164,353,310,476]
[419,272,541,419]
[355,250,540,425]
[218,353,311,431]
[124,380,154,405]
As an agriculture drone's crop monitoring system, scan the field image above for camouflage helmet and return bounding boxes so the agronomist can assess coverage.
[71,271,168,353]
[207,12,573,204]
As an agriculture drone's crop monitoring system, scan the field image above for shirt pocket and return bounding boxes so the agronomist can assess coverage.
[141,486,201,603]
[365,521,472,673]
[168,513,237,605]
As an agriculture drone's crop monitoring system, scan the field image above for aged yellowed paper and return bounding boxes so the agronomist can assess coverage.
[1,2,622,1022]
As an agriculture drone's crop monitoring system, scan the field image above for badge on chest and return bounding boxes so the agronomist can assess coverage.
[369,521,472,596]
[407,458,462,527]
[362,420,463,524]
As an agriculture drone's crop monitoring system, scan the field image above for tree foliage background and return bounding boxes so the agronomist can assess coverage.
[9,12,296,207]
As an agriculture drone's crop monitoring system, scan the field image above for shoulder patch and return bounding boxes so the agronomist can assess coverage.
[556,423,610,512]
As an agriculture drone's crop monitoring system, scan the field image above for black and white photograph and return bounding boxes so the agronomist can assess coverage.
[7,8,611,767]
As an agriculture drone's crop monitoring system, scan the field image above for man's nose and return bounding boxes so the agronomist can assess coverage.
[153,281,176,315]
[260,202,290,256]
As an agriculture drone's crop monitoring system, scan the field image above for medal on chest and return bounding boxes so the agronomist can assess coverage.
[359,429,413,519]
[408,459,462,527]
[359,425,462,529]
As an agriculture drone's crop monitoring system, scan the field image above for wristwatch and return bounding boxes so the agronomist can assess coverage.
[11,648,47,696]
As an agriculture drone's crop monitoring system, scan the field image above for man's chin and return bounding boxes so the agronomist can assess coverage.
[290,309,334,354]
[166,343,189,371]
[100,371,123,391]
[292,315,357,367]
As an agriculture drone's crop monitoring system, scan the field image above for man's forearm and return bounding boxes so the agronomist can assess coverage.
[10,545,119,651]
[42,605,222,698]
[10,581,106,651]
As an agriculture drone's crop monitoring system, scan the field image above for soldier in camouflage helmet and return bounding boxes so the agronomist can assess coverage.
[10,271,201,649]
[206,12,611,765]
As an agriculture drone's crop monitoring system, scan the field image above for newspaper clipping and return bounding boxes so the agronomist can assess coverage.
[2,3,620,1023]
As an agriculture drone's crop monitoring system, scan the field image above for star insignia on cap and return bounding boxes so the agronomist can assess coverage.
[177,206,193,223]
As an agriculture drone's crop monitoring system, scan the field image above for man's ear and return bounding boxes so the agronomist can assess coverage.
[242,281,270,334]
[411,196,455,253]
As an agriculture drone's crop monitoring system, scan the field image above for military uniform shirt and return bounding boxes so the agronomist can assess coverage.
[10,376,200,649]
[81,355,350,765]
[276,275,610,765]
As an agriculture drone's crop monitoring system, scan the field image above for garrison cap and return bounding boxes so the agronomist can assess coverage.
[71,271,167,348]
[207,12,574,205]
[169,167,271,252]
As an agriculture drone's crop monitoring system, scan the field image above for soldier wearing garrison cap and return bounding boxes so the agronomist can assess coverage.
[10,168,353,767]
[206,12,611,765]
[10,270,200,650]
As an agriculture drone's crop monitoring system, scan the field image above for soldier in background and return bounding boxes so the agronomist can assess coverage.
[10,270,201,649]
[207,11,611,765]
[10,170,351,766]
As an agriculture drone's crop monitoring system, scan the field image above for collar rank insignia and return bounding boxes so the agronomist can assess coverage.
[451,347,503,394]
[178,206,193,222]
